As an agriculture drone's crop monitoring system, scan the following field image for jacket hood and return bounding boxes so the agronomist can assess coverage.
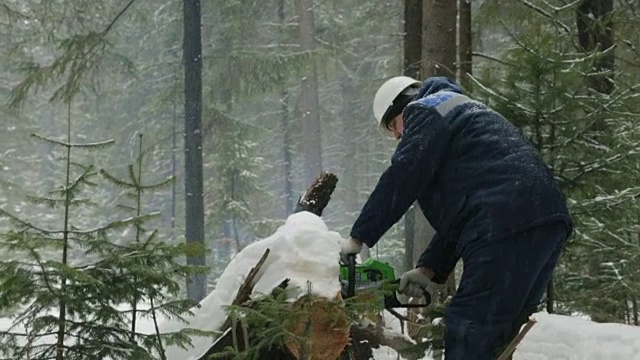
[414,76,464,100]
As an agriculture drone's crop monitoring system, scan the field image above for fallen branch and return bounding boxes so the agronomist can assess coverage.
[219,248,271,330]
[198,249,277,360]
[496,318,537,360]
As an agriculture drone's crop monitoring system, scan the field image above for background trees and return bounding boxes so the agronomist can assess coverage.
[1,0,639,345]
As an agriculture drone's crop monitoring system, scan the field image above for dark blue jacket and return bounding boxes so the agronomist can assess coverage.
[350,77,573,284]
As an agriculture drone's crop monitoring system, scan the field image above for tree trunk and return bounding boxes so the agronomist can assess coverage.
[574,0,615,317]
[577,0,615,95]
[340,78,359,227]
[422,0,457,78]
[404,0,423,79]
[458,0,472,89]
[295,0,323,188]
[404,206,416,272]
[183,0,206,302]
[546,278,555,314]
[403,0,423,273]
[278,0,295,217]
[418,6,458,353]
[421,0,458,302]
[633,296,639,326]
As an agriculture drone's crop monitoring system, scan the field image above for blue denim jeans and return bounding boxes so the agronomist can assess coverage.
[443,221,568,359]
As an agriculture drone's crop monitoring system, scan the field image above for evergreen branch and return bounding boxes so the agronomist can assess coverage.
[49,164,100,201]
[518,0,571,33]
[102,0,139,37]
[99,169,135,188]
[128,164,140,188]
[8,0,139,108]
[471,51,514,66]
[31,133,115,149]
[24,196,97,209]
[0,209,62,236]
[566,150,639,184]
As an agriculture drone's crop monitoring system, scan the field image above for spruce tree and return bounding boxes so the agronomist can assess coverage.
[0,109,210,359]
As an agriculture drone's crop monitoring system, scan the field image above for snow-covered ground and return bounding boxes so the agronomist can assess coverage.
[2,211,640,359]
[372,308,640,360]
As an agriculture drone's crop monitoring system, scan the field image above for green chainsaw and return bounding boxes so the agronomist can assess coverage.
[339,254,431,310]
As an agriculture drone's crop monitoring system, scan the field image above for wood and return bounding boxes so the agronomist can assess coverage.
[496,318,537,360]
[294,171,339,216]
[220,248,271,330]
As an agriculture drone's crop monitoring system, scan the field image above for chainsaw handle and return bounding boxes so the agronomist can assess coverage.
[346,254,356,298]
[386,278,431,308]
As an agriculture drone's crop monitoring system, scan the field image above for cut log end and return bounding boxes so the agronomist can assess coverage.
[295,171,339,216]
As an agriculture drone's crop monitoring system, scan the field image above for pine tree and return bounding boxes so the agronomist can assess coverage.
[0,108,210,359]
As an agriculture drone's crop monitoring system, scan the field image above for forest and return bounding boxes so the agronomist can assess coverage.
[1,0,639,359]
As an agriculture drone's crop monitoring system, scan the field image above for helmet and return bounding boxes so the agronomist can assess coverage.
[372,76,422,134]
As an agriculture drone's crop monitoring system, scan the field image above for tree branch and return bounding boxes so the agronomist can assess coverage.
[102,0,139,36]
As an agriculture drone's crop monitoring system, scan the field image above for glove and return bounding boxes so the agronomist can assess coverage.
[339,237,363,264]
[398,268,431,298]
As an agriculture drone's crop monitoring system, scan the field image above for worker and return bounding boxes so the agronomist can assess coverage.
[339,76,573,359]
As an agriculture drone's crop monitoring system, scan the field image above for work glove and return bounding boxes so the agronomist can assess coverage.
[398,268,431,299]
[339,237,363,264]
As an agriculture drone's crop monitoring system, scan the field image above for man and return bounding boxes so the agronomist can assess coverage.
[340,76,573,359]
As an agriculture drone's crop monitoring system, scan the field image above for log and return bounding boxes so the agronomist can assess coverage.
[294,171,339,216]
[496,318,537,360]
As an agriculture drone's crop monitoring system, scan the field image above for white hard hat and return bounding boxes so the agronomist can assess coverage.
[372,76,422,133]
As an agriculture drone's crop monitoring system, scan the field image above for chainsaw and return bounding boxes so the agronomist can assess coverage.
[339,254,431,310]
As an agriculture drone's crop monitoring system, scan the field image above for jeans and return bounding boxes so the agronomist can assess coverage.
[443,221,568,360]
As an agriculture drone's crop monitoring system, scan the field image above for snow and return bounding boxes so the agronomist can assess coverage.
[370,310,640,360]
[514,312,640,360]
[159,211,343,360]
[3,211,640,359]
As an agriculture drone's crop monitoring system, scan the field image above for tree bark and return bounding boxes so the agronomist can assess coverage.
[404,0,423,79]
[295,0,324,188]
[633,296,639,326]
[278,0,295,217]
[403,0,423,276]
[577,0,615,95]
[403,0,424,275]
[458,0,472,89]
[422,0,457,78]
[340,78,359,228]
[421,0,458,300]
[574,0,615,317]
[294,171,339,216]
[183,0,206,302]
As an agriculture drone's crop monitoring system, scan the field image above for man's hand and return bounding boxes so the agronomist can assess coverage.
[339,237,363,264]
[398,267,433,298]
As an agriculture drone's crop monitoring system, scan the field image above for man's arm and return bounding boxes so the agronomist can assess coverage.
[350,105,452,248]
[416,232,458,284]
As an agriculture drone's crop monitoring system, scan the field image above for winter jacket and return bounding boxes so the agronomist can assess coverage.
[350,77,573,284]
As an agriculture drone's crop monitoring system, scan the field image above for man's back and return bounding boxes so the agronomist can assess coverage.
[405,85,572,250]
